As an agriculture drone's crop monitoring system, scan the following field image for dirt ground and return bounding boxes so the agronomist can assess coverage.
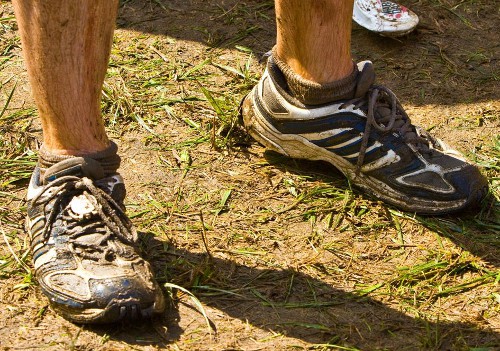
[0,0,499,350]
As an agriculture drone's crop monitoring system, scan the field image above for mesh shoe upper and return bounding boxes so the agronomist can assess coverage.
[26,157,164,323]
[242,59,488,214]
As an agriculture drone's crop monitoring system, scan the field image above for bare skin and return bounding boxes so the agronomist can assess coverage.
[275,0,355,83]
[12,0,118,155]
[13,0,354,156]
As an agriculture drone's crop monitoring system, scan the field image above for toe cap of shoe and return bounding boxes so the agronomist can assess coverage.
[446,164,489,210]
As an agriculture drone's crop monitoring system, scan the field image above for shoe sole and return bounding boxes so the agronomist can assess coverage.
[241,88,484,215]
[52,298,165,324]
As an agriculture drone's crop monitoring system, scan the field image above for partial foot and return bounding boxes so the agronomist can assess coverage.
[241,58,488,214]
[26,157,165,324]
[353,0,419,37]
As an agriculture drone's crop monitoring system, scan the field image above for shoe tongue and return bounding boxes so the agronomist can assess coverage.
[43,157,105,185]
[354,61,376,98]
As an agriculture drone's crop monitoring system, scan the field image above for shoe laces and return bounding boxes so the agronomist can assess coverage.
[32,175,138,261]
[341,84,430,173]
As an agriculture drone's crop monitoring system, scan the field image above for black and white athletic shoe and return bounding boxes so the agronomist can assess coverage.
[241,58,488,214]
[26,157,165,324]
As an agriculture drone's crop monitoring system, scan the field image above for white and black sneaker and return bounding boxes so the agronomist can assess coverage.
[353,0,419,37]
[241,58,488,214]
[26,157,165,324]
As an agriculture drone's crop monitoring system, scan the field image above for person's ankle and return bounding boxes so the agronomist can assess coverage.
[41,138,112,157]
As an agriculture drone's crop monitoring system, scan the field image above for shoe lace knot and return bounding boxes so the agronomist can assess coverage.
[32,175,138,261]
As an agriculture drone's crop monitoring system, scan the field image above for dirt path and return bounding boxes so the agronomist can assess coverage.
[0,1,499,350]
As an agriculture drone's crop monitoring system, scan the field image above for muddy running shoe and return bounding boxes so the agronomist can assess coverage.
[241,59,488,214]
[26,157,165,324]
[353,0,419,37]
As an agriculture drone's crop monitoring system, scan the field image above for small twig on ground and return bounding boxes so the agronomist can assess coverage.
[199,211,213,260]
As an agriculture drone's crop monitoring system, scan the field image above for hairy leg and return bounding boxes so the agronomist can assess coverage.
[12,0,118,155]
[275,0,355,83]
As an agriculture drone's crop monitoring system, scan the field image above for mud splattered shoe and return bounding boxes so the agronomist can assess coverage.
[241,58,488,214]
[353,0,419,37]
[26,157,165,324]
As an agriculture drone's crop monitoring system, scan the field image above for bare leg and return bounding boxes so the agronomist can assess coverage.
[16,0,165,325]
[12,0,118,155]
[275,0,355,83]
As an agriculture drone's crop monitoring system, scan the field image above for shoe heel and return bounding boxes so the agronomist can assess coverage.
[240,93,289,156]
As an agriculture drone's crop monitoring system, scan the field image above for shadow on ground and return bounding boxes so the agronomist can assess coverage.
[117,0,500,106]
[87,233,499,350]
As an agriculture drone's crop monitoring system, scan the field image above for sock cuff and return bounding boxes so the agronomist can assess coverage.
[38,141,121,176]
[271,46,359,105]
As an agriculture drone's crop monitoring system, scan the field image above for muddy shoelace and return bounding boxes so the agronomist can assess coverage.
[341,85,431,174]
[32,176,138,261]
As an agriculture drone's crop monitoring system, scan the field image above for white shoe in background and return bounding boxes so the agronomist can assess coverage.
[353,0,419,37]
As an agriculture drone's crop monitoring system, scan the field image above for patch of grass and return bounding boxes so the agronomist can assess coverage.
[0,13,19,59]
[0,88,38,188]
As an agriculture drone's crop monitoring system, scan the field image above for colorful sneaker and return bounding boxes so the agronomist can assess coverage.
[241,58,488,214]
[26,157,165,324]
[353,0,419,37]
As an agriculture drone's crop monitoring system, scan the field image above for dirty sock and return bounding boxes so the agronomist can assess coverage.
[38,141,121,177]
[271,46,359,105]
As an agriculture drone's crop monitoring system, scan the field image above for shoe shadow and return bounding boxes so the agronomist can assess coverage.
[89,231,499,350]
